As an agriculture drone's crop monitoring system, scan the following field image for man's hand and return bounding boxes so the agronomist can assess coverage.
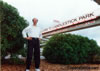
[39,38,41,40]
[25,37,32,40]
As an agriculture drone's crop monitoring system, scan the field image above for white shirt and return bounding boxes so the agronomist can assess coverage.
[22,25,42,39]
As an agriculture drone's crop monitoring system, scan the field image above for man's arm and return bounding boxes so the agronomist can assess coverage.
[22,28,27,38]
[22,26,32,40]
[39,29,43,40]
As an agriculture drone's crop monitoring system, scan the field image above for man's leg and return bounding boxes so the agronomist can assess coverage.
[26,40,33,70]
[34,39,40,69]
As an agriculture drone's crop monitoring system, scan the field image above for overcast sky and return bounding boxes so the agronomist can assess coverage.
[3,0,100,46]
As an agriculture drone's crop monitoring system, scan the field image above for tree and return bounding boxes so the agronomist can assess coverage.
[0,0,28,62]
[94,0,100,5]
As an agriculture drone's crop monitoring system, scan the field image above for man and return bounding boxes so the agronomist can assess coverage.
[22,18,42,71]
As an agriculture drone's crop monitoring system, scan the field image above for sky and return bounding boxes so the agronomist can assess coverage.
[3,0,100,46]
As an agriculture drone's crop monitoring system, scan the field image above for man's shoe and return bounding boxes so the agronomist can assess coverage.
[35,69,40,71]
[26,69,30,71]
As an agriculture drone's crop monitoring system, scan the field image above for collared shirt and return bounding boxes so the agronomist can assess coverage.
[22,25,42,39]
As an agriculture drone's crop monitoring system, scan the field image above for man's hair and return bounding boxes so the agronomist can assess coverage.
[32,18,38,21]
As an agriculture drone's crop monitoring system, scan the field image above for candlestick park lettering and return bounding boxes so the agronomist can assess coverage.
[43,12,97,33]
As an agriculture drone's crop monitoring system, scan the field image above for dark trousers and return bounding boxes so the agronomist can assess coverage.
[26,38,40,69]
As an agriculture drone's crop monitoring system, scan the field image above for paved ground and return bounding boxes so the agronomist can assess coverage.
[1,60,100,71]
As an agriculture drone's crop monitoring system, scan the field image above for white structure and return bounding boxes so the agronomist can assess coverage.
[42,9,100,37]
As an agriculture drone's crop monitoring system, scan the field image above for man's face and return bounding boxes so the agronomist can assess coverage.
[33,18,38,26]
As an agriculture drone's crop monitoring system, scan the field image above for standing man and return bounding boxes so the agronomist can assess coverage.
[22,18,42,71]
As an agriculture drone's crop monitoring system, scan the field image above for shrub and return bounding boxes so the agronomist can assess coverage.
[43,34,100,64]
[0,1,28,64]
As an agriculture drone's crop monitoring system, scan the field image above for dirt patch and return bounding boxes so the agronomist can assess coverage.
[1,60,100,71]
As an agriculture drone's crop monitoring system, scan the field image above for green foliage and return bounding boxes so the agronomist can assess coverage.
[43,34,100,64]
[0,0,28,60]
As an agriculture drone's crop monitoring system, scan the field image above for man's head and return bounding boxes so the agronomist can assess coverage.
[32,18,38,26]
